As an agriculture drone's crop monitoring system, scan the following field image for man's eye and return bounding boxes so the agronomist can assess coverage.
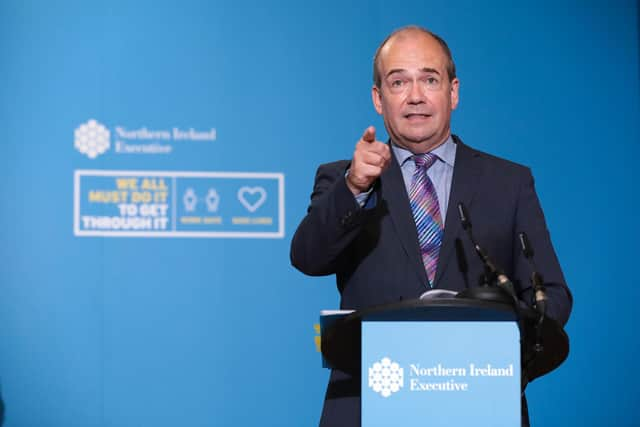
[427,77,439,85]
[391,80,403,87]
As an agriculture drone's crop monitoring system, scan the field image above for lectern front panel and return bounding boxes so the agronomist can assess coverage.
[361,321,520,427]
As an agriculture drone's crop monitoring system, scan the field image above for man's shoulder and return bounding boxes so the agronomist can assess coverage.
[454,135,532,177]
[313,160,351,180]
[317,159,351,171]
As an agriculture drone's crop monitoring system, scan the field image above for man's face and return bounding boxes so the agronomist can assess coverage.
[372,31,459,153]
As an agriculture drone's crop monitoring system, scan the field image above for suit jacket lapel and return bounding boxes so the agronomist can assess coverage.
[434,137,484,288]
[380,146,429,288]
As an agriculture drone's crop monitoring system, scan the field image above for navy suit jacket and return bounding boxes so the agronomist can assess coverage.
[290,136,572,426]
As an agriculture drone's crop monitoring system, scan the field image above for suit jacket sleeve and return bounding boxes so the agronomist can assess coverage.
[511,169,573,326]
[290,161,377,276]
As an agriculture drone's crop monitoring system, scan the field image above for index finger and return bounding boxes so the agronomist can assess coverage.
[361,126,376,143]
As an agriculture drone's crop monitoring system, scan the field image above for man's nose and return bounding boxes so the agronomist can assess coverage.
[407,80,426,104]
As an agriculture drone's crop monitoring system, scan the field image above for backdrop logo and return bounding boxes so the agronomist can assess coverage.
[74,119,216,157]
[368,357,404,398]
[74,119,111,159]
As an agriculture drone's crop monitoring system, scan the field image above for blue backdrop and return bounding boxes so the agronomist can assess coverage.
[0,1,638,426]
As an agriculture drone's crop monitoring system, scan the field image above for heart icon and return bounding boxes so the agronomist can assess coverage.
[237,186,267,213]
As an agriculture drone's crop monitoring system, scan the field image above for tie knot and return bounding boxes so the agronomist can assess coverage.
[413,153,439,170]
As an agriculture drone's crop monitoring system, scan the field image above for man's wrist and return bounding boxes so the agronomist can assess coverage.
[345,169,371,195]
[345,169,374,207]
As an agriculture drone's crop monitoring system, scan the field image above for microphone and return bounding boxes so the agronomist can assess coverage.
[456,203,517,303]
[458,203,471,230]
[454,238,469,289]
[518,232,547,318]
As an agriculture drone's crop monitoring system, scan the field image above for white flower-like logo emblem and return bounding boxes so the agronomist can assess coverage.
[368,357,403,398]
[74,119,110,159]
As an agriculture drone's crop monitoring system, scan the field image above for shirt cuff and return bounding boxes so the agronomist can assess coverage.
[345,169,375,208]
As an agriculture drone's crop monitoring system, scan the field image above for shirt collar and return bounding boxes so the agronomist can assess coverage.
[392,135,456,168]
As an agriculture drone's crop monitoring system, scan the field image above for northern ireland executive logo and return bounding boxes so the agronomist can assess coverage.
[74,119,111,159]
[368,357,404,398]
[74,119,217,159]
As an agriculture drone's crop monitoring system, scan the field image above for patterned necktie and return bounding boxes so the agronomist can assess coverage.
[409,153,444,287]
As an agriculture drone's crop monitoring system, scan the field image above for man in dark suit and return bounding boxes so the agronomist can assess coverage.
[290,25,572,427]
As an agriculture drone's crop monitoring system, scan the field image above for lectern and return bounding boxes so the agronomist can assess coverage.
[321,297,568,427]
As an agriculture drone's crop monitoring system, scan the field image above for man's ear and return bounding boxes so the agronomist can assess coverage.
[450,78,460,110]
[372,85,383,115]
